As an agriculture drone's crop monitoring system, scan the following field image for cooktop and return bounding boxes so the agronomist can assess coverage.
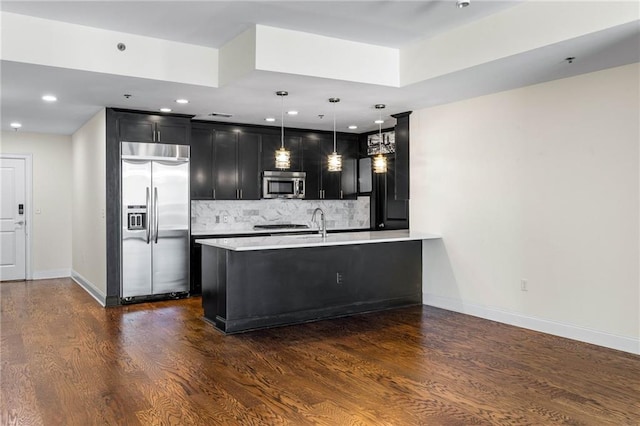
[253,224,310,230]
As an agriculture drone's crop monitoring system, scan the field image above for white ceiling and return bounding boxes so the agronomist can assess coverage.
[1,1,639,135]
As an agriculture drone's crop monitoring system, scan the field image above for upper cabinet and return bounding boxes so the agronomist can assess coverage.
[391,112,411,200]
[190,124,215,199]
[117,111,190,145]
[302,132,358,200]
[190,122,261,200]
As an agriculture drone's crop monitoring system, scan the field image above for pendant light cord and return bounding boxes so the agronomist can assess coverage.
[280,94,285,149]
[333,101,337,153]
[379,111,383,152]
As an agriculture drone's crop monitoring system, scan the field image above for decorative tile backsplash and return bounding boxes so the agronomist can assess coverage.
[192,197,370,234]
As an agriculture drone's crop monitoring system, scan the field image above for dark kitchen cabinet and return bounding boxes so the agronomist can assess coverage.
[213,130,261,200]
[238,133,261,199]
[300,133,324,200]
[364,112,411,230]
[117,112,190,145]
[191,125,214,199]
[371,158,409,230]
[302,133,358,200]
[190,122,260,200]
[338,135,358,200]
[391,112,411,200]
[213,130,238,199]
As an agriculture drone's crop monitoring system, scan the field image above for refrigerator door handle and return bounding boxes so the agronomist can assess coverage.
[154,187,159,243]
[145,187,151,244]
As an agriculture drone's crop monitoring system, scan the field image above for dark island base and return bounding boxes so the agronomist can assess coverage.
[201,240,422,334]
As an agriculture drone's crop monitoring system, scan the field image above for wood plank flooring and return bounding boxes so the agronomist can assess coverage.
[1,278,638,425]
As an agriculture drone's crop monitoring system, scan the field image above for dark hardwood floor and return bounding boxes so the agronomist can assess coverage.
[1,278,638,425]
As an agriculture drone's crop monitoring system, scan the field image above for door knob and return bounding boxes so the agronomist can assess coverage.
[15,220,25,226]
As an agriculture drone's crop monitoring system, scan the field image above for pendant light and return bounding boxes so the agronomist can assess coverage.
[373,104,387,174]
[274,91,291,169]
[327,97,342,172]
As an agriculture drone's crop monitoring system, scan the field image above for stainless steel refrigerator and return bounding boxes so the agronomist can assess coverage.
[121,142,190,301]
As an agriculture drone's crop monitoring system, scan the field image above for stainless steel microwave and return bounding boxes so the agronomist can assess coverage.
[262,171,306,199]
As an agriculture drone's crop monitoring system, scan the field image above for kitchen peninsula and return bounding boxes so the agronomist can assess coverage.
[196,230,440,333]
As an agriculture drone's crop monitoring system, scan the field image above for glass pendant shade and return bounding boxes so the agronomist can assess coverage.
[327,152,342,172]
[327,97,342,172]
[275,147,291,169]
[372,103,387,174]
[373,154,387,173]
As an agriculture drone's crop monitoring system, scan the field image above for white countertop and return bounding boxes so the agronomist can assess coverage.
[195,230,441,251]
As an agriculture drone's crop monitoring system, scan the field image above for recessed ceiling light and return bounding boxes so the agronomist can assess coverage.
[175,99,189,104]
[10,122,22,129]
[287,110,298,116]
[265,117,276,122]
[374,119,384,124]
[42,95,57,102]
[456,0,470,8]
[160,108,172,113]
[348,125,358,130]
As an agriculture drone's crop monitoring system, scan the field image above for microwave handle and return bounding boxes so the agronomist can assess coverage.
[298,180,304,195]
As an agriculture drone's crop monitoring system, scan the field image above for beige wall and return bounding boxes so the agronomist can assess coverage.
[411,63,639,354]
[71,109,107,301]
[1,131,73,278]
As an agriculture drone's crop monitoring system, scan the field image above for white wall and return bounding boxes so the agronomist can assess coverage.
[411,63,639,354]
[0,131,73,278]
[1,11,218,87]
[71,109,107,303]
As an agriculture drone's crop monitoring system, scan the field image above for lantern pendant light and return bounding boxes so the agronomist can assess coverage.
[274,91,291,169]
[327,97,342,172]
[373,104,387,174]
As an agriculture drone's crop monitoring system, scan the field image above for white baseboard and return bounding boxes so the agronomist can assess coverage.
[71,270,106,307]
[32,268,71,280]
[424,293,639,356]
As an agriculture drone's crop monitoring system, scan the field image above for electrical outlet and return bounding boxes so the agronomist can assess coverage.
[336,272,343,284]
[215,215,220,223]
[521,279,528,291]
[223,215,229,223]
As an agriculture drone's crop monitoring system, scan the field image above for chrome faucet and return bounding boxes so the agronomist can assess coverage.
[311,207,327,238]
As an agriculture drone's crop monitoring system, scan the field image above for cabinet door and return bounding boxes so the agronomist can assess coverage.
[238,132,261,200]
[382,158,409,229]
[392,112,411,200]
[156,118,190,145]
[213,130,238,200]
[190,126,214,199]
[320,137,341,199]
[118,116,155,142]
[339,136,358,200]
[301,135,322,200]
[288,136,303,172]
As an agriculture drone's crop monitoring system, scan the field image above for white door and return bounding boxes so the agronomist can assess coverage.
[0,158,27,281]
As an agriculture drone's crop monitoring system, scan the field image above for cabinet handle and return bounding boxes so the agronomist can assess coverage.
[240,189,243,199]
[157,130,161,142]
[340,190,343,199]
[152,130,156,142]
[213,188,216,199]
